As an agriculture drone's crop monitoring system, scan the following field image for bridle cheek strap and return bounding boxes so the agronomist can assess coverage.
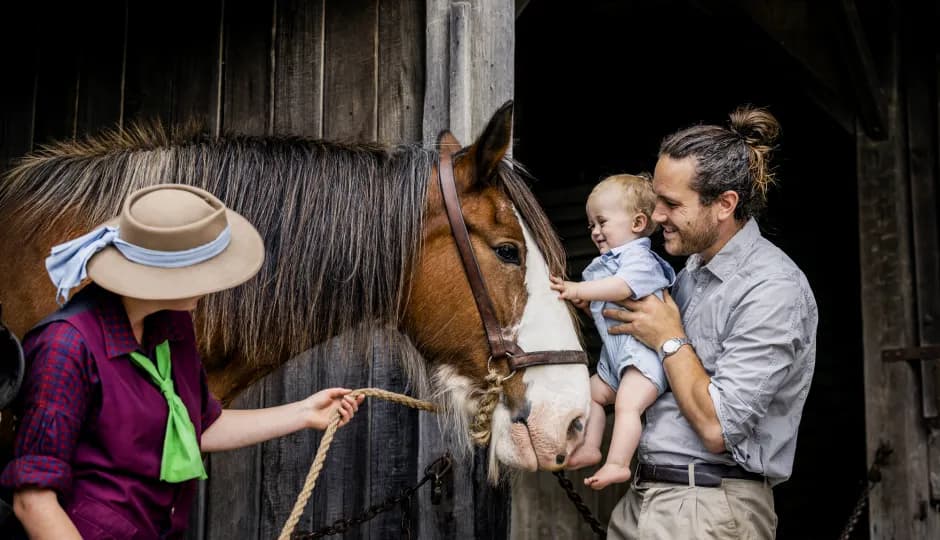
[436,141,587,372]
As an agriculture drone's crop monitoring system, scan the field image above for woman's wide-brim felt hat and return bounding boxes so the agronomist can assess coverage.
[87,184,265,300]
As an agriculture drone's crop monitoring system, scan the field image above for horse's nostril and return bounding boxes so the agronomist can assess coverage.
[555,454,566,465]
[567,416,584,440]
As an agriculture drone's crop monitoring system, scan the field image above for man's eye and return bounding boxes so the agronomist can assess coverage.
[494,244,521,265]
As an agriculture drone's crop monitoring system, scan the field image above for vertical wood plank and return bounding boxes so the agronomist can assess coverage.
[123,0,222,130]
[469,0,514,141]
[312,335,371,539]
[32,3,82,145]
[0,3,37,171]
[204,383,264,539]
[858,26,939,538]
[322,0,378,140]
[222,0,274,135]
[377,0,425,144]
[416,414,458,540]
[74,0,126,137]
[422,0,450,146]
[365,331,419,537]
[272,0,324,137]
[257,349,323,539]
[903,0,940,504]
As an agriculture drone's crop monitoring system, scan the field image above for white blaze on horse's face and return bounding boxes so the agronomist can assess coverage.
[489,211,591,474]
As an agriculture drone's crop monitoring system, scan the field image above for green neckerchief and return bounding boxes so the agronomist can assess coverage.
[128,340,207,483]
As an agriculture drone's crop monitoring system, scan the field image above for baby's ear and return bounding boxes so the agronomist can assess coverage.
[632,213,649,233]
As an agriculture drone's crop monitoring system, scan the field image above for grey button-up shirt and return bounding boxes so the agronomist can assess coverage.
[639,219,817,485]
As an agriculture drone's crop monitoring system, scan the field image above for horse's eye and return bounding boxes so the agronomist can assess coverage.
[494,244,521,265]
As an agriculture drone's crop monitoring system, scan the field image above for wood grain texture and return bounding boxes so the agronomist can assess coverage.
[221,0,274,135]
[203,383,265,539]
[377,0,425,144]
[258,348,325,539]
[272,0,325,137]
[857,25,940,537]
[323,0,378,141]
[123,0,221,131]
[74,0,125,137]
[901,0,940,503]
[0,3,37,171]
[32,2,82,145]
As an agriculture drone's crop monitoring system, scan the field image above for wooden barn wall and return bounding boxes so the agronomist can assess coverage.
[858,0,940,537]
[0,1,513,539]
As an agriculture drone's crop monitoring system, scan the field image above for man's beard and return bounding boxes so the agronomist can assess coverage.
[668,212,720,257]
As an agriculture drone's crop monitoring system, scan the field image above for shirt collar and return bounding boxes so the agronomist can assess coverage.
[685,218,762,282]
[94,287,186,359]
[602,237,651,260]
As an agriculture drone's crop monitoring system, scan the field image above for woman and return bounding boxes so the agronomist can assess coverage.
[1,184,363,539]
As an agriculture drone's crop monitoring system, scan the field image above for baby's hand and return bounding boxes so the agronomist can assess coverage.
[304,388,365,430]
[549,275,581,301]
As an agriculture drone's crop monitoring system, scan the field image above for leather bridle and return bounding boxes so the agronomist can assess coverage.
[437,144,588,374]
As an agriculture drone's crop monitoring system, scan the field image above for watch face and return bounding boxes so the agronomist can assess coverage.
[663,339,679,354]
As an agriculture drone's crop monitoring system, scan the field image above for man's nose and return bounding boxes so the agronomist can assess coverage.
[652,204,668,223]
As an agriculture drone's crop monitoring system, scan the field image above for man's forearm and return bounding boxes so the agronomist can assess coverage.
[662,347,725,453]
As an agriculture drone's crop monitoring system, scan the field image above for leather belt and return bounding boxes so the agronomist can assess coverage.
[636,463,765,488]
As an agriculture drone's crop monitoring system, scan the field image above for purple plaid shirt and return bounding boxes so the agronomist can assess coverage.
[1,285,222,538]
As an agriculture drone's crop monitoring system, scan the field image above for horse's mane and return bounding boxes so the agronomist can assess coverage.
[0,123,568,386]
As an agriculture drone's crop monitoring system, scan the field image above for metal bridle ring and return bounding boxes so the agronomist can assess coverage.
[486,355,517,381]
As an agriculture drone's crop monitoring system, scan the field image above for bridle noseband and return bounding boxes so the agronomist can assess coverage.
[437,144,588,375]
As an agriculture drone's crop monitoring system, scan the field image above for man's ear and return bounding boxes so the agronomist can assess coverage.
[716,190,740,221]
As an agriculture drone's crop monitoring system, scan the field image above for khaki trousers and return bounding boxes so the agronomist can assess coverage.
[607,478,776,540]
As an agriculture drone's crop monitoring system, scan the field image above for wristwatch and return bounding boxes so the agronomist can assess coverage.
[659,337,693,361]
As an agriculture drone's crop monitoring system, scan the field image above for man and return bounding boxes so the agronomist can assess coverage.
[602,106,817,539]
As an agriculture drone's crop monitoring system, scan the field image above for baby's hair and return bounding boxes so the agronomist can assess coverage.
[589,173,658,236]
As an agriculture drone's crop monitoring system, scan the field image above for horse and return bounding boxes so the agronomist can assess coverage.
[0,102,591,475]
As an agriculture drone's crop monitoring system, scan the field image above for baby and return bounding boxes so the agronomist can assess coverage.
[550,174,675,489]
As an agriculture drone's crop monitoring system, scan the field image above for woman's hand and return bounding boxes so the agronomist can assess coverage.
[603,290,685,351]
[303,388,365,430]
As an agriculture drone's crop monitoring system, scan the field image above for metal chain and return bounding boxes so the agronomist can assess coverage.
[839,442,893,540]
[290,454,452,540]
[553,471,607,538]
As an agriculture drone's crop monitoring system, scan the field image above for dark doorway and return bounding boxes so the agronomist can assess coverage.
[515,1,866,538]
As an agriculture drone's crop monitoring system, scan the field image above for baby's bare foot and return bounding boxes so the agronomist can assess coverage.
[584,463,632,490]
[566,446,602,470]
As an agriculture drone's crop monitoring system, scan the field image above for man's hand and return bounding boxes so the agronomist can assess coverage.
[602,290,685,350]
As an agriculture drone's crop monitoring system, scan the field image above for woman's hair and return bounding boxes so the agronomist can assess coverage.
[589,172,658,236]
[658,105,780,220]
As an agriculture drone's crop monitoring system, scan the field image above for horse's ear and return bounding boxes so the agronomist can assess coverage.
[471,100,514,182]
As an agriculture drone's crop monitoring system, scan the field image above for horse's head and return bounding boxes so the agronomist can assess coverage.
[404,102,591,475]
